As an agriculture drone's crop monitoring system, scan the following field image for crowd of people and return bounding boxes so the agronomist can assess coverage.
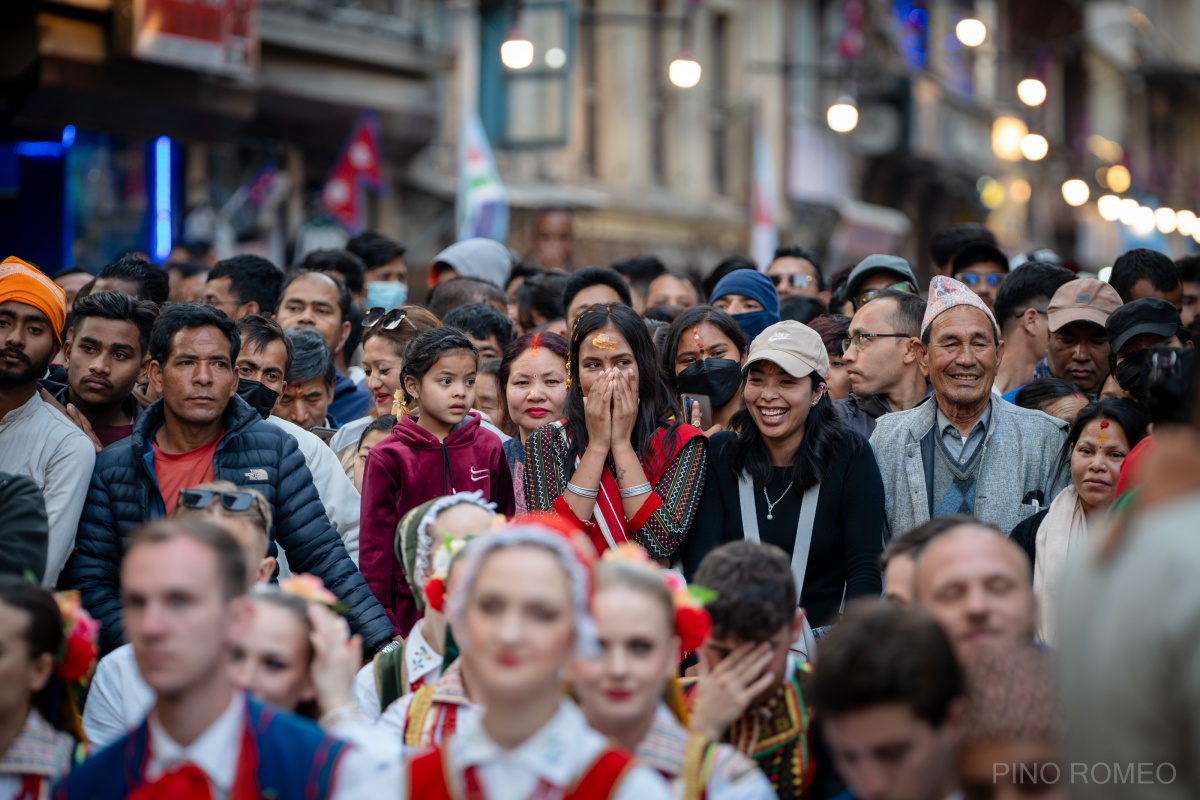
[0,220,1197,799]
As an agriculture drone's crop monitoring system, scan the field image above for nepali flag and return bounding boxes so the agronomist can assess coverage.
[321,113,385,232]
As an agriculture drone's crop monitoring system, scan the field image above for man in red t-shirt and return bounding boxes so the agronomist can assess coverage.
[60,303,393,656]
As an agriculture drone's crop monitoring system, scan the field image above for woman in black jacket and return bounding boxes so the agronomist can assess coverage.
[681,320,885,630]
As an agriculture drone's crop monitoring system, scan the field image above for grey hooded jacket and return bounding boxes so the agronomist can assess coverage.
[869,395,1068,539]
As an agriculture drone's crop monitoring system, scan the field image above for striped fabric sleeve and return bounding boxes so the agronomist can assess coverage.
[629,437,707,560]
[523,424,572,513]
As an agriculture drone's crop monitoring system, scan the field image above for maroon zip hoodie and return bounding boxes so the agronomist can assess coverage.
[359,411,516,635]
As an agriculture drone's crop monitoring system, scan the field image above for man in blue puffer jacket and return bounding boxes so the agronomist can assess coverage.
[59,303,393,655]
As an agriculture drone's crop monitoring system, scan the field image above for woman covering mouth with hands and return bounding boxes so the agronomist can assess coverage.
[524,303,707,562]
[680,320,886,640]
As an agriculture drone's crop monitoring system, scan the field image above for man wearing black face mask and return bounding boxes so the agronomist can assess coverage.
[234,315,361,567]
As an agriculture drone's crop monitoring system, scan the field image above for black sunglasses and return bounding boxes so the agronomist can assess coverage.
[362,307,416,331]
[178,489,257,513]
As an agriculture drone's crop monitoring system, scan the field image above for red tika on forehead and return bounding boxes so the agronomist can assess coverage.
[692,325,704,353]
[531,332,541,355]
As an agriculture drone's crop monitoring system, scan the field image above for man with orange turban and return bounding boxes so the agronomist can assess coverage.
[0,256,95,586]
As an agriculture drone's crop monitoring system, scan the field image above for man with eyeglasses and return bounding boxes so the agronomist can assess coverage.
[991,262,1076,395]
[1002,278,1123,402]
[948,241,1010,311]
[202,255,283,320]
[836,290,930,438]
[766,245,825,300]
[843,254,920,312]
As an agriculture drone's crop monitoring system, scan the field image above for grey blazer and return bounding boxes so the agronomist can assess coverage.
[869,396,1068,539]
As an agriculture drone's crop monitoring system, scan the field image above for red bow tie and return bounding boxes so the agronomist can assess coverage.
[130,762,213,800]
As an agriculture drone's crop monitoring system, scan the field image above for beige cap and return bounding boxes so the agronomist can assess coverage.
[1047,279,1123,332]
[743,320,830,379]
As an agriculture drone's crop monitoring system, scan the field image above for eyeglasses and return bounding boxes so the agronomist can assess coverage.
[841,332,915,354]
[853,282,918,310]
[1014,308,1049,320]
[770,273,813,290]
[955,272,1006,289]
[363,307,416,331]
[178,489,258,513]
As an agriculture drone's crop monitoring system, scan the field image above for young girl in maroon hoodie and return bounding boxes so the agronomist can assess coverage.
[359,327,516,636]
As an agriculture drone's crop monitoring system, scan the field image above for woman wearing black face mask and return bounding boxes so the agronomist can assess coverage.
[661,306,749,434]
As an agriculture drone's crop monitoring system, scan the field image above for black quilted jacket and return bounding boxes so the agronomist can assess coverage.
[59,394,392,654]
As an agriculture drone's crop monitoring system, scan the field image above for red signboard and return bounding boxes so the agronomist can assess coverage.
[130,0,257,78]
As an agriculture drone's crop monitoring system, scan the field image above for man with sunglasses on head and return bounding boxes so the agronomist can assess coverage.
[837,289,930,438]
[83,481,279,748]
[843,254,920,313]
[991,262,1076,395]
[948,241,1009,310]
[60,303,392,657]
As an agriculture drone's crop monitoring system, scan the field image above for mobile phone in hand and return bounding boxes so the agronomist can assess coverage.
[681,394,713,429]
[310,426,338,445]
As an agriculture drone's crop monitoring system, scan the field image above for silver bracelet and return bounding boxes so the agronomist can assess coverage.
[567,482,600,499]
[619,482,653,499]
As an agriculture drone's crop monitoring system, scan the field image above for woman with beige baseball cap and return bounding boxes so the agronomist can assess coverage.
[681,320,886,643]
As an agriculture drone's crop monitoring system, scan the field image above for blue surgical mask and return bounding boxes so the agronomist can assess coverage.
[732,310,778,342]
[366,281,408,311]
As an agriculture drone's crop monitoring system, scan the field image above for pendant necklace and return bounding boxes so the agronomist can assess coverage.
[763,483,790,521]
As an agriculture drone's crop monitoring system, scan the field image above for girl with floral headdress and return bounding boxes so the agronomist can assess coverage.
[570,548,775,800]
[524,304,707,561]
[401,519,673,799]
[0,577,98,798]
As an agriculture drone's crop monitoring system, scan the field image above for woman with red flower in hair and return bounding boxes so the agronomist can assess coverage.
[0,576,98,797]
[569,548,775,800]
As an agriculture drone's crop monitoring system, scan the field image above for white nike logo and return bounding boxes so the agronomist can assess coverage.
[470,467,488,482]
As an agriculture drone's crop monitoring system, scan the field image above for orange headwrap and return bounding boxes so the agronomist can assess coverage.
[0,256,67,342]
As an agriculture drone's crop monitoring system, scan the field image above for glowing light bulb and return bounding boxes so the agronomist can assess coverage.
[1017,78,1047,106]
[1107,165,1131,193]
[668,53,702,88]
[1176,210,1196,236]
[500,32,534,70]
[956,18,987,47]
[1097,195,1122,222]
[1020,133,1048,161]
[1062,179,1090,207]
[1155,207,1178,234]
[827,98,859,133]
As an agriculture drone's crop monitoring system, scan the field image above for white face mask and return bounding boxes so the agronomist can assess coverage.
[366,281,408,311]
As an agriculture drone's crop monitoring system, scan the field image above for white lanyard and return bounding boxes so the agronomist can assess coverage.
[737,473,820,599]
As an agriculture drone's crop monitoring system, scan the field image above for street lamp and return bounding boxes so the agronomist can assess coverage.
[827,97,859,133]
[1017,78,1047,107]
[668,51,702,88]
[1097,194,1122,221]
[1020,133,1048,161]
[500,28,535,70]
[956,19,987,47]
[1062,179,1089,207]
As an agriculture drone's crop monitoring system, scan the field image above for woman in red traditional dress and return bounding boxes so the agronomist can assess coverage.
[523,304,706,562]
[403,520,673,800]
